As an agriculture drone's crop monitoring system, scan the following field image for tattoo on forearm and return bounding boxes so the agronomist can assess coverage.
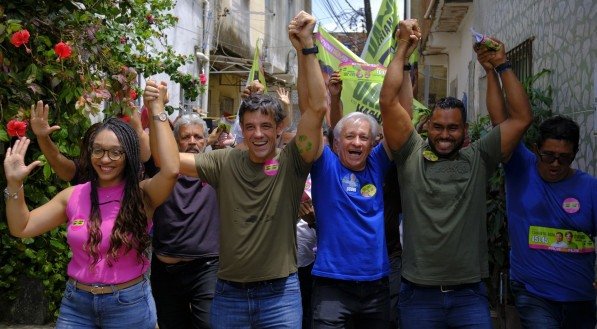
[296,135,313,154]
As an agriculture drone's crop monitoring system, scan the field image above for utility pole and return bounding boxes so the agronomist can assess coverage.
[364,0,372,33]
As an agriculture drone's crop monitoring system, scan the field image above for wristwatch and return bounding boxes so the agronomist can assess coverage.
[153,112,168,122]
[494,60,512,74]
[301,46,319,55]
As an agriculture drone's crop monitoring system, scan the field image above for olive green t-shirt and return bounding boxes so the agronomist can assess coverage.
[392,127,501,285]
[194,140,311,282]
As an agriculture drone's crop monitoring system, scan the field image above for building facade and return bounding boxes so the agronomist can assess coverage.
[153,0,310,122]
[417,0,595,175]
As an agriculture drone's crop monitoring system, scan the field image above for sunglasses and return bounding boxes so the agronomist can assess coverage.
[537,152,574,165]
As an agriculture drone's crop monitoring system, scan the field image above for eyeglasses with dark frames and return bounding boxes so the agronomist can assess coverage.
[91,148,125,161]
[537,152,574,165]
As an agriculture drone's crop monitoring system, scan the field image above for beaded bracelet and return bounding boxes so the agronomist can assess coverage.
[4,184,23,201]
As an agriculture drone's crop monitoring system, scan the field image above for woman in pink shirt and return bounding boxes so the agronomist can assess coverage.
[3,81,178,329]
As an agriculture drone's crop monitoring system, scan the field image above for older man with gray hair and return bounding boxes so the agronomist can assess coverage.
[309,111,395,328]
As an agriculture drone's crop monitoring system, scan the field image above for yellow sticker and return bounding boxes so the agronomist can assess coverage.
[360,184,377,198]
[423,149,438,162]
[71,219,85,231]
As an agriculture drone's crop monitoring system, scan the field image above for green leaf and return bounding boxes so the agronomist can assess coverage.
[24,248,36,258]
[43,163,52,179]
[1,265,14,274]
[49,239,66,251]
[0,128,8,142]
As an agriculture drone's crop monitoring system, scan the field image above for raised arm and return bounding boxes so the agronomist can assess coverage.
[400,65,414,119]
[289,11,328,163]
[290,30,310,116]
[475,44,507,126]
[485,38,532,160]
[276,87,293,130]
[379,19,420,151]
[30,101,77,181]
[128,106,151,162]
[140,81,179,213]
[4,138,69,238]
[329,71,343,129]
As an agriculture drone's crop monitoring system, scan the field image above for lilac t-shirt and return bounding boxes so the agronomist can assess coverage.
[65,182,149,284]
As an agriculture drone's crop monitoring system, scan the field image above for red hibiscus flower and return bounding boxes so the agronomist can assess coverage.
[7,119,28,137]
[54,42,72,59]
[10,30,30,47]
[199,73,207,85]
[117,114,131,123]
[129,89,138,100]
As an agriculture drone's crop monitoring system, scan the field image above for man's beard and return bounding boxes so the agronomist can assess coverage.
[184,146,202,153]
[428,136,465,159]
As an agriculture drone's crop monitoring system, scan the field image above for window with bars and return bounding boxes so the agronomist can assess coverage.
[507,37,534,81]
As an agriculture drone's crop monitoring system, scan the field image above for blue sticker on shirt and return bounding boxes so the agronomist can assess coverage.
[341,173,361,194]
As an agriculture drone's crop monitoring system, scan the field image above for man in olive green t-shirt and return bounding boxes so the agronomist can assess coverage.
[179,11,329,329]
[379,19,532,328]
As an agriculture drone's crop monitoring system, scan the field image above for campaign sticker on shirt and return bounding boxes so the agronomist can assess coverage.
[360,184,377,197]
[528,225,594,253]
[341,173,360,194]
[423,149,439,162]
[562,197,580,214]
[71,219,85,231]
[263,158,279,176]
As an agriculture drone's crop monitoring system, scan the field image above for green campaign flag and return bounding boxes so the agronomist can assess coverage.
[339,63,386,123]
[247,38,267,92]
[339,63,428,124]
[314,26,364,71]
[361,0,399,66]
[314,25,428,125]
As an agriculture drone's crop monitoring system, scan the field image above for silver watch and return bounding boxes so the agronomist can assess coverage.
[152,112,168,122]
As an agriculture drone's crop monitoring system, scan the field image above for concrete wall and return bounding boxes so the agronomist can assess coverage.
[473,0,596,174]
[145,0,205,112]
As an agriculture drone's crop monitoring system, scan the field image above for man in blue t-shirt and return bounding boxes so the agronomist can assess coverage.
[310,111,393,328]
[480,47,597,327]
[504,117,596,328]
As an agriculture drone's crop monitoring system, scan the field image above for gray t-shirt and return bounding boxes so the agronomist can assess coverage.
[195,139,311,282]
[392,127,501,285]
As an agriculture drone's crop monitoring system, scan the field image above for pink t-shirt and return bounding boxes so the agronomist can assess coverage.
[65,182,149,284]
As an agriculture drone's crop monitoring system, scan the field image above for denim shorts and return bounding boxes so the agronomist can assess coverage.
[55,278,157,329]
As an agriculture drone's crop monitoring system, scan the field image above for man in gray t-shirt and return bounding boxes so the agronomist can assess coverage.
[379,19,532,328]
[179,11,329,329]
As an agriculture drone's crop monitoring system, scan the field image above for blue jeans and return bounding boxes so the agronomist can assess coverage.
[388,257,402,329]
[55,277,156,329]
[510,280,596,329]
[311,276,390,329]
[210,273,302,329]
[398,279,492,329]
[298,262,315,329]
[151,255,219,329]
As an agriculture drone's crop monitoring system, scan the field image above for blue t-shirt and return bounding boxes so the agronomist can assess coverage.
[311,143,392,281]
[505,143,597,301]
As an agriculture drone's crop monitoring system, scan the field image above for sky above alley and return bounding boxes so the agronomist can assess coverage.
[312,0,383,32]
